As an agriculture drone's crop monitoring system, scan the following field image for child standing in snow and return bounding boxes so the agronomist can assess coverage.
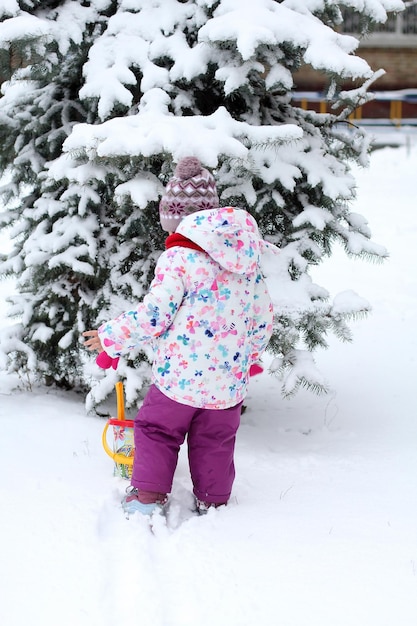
[84,157,276,516]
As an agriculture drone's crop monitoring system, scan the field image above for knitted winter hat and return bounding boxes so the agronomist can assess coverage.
[159,157,220,232]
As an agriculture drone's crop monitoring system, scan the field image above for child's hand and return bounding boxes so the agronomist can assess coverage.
[82,330,103,352]
[83,332,119,369]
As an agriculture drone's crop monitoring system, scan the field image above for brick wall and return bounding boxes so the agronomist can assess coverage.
[359,48,417,90]
[293,47,417,91]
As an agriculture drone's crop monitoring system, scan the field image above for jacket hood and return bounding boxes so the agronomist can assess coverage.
[176,207,279,275]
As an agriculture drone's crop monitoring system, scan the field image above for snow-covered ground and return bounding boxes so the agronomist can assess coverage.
[0,141,416,626]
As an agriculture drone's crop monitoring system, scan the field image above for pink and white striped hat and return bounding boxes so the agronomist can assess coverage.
[159,157,220,232]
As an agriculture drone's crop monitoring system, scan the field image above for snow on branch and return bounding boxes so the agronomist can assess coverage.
[63,98,303,167]
[282,0,404,22]
[331,290,371,318]
[199,0,371,78]
[0,324,36,371]
[270,348,329,397]
[0,14,51,48]
[115,173,163,209]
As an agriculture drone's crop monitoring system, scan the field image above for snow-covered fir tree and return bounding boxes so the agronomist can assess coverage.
[0,0,404,408]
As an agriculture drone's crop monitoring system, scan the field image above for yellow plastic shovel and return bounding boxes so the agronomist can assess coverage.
[102,381,135,478]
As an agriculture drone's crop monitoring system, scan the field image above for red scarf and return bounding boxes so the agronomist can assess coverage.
[165,232,205,253]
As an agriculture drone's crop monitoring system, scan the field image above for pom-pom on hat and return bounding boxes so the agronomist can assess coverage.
[159,157,220,232]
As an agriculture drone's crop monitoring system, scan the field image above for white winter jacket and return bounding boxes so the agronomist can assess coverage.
[98,207,277,409]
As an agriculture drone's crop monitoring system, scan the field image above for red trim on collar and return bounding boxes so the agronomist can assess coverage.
[165,232,205,254]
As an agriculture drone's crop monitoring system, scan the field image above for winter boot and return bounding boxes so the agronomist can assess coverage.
[122,486,167,516]
[194,498,226,515]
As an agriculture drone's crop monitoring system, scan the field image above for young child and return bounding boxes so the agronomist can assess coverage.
[83,157,277,516]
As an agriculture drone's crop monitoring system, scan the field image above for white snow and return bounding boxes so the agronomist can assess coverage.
[0,14,51,45]
[331,289,370,315]
[281,0,404,20]
[0,140,416,625]
[63,102,303,166]
[0,1,19,19]
[115,174,163,209]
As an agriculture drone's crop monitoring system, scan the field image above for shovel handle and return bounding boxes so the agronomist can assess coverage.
[115,381,125,420]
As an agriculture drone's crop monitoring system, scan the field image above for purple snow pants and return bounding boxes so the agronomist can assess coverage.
[131,385,242,505]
